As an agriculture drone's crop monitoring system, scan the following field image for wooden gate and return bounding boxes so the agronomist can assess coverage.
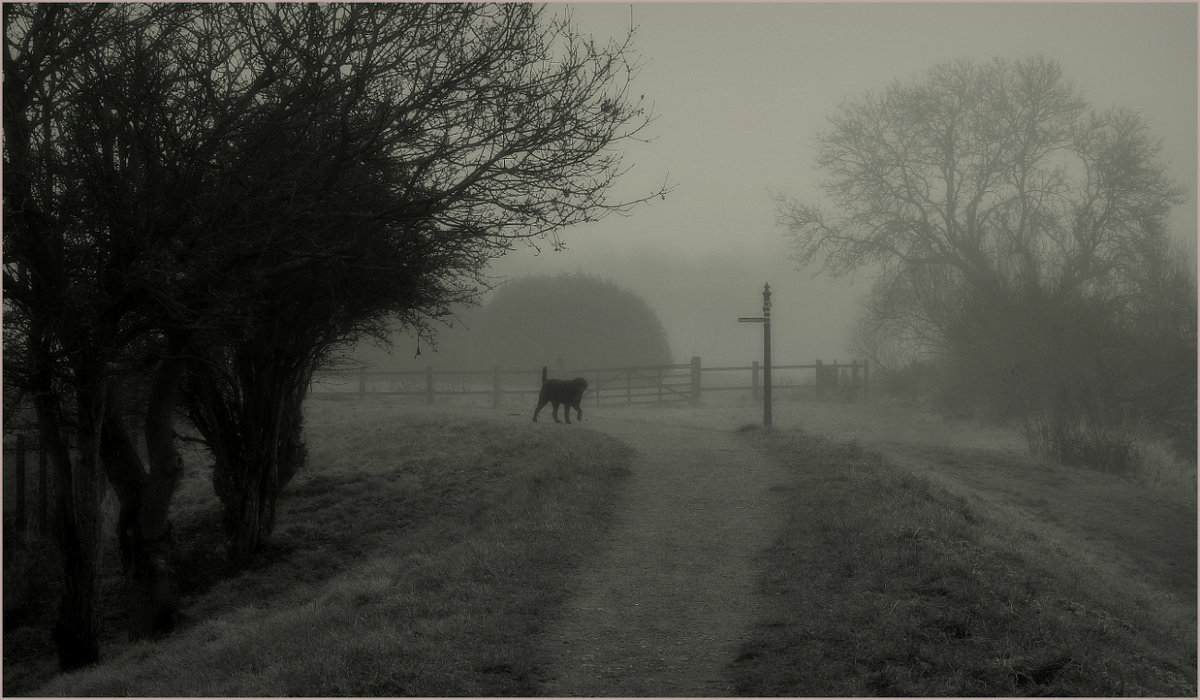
[578,362,696,407]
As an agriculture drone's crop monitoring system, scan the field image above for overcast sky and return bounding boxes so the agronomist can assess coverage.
[487,2,1198,367]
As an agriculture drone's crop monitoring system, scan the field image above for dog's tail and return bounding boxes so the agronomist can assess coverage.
[541,366,548,384]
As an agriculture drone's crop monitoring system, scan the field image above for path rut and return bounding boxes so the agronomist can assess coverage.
[538,415,788,697]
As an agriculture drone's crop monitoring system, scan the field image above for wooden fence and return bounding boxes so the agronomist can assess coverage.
[2,358,868,542]
[310,356,869,407]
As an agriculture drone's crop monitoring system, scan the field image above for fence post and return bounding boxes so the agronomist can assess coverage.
[658,367,664,403]
[38,433,48,535]
[690,356,702,405]
[15,433,27,537]
[816,359,823,401]
[626,371,632,405]
[492,366,501,409]
[852,360,860,401]
[426,367,434,405]
[752,360,760,401]
[358,367,366,400]
[863,359,870,401]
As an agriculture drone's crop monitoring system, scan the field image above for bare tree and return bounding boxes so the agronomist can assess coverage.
[3,2,666,666]
[172,3,667,563]
[3,3,175,667]
[777,57,1191,438]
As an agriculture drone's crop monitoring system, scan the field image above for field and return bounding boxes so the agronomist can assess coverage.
[3,393,1195,696]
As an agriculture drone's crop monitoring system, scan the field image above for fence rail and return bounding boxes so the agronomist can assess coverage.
[3,357,868,544]
[309,356,869,407]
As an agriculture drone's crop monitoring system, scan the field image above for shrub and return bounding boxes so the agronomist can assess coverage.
[1017,368,1144,472]
[1022,413,1141,474]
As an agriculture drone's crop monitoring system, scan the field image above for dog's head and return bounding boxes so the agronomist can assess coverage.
[572,378,588,394]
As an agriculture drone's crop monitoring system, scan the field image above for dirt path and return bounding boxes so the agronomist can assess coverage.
[492,397,1193,693]
[536,414,789,697]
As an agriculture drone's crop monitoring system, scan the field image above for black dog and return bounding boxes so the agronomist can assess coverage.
[533,367,588,423]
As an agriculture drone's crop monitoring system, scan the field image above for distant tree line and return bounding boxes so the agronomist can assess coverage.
[3,3,663,670]
[778,56,1196,462]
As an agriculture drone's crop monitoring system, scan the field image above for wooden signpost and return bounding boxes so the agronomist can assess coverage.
[738,282,773,427]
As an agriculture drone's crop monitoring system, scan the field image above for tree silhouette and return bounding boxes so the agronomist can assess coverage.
[468,273,674,370]
[777,56,1193,451]
[3,3,664,666]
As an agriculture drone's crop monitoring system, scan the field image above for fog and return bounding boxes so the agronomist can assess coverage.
[373,2,1197,371]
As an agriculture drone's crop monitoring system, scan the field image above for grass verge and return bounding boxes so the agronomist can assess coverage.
[727,428,1196,696]
[18,402,632,696]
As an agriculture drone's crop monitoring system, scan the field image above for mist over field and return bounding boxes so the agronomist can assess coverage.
[355,2,1197,376]
[356,244,864,371]
[5,2,1195,692]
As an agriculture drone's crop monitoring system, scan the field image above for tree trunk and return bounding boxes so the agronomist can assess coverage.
[213,395,304,565]
[101,346,187,639]
[47,430,103,671]
[37,352,105,671]
[101,402,177,639]
[217,464,276,564]
[194,356,309,567]
[134,347,186,636]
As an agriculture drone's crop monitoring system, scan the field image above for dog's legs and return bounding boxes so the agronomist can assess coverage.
[575,404,583,422]
[551,401,562,423]
[533,398,548,422]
